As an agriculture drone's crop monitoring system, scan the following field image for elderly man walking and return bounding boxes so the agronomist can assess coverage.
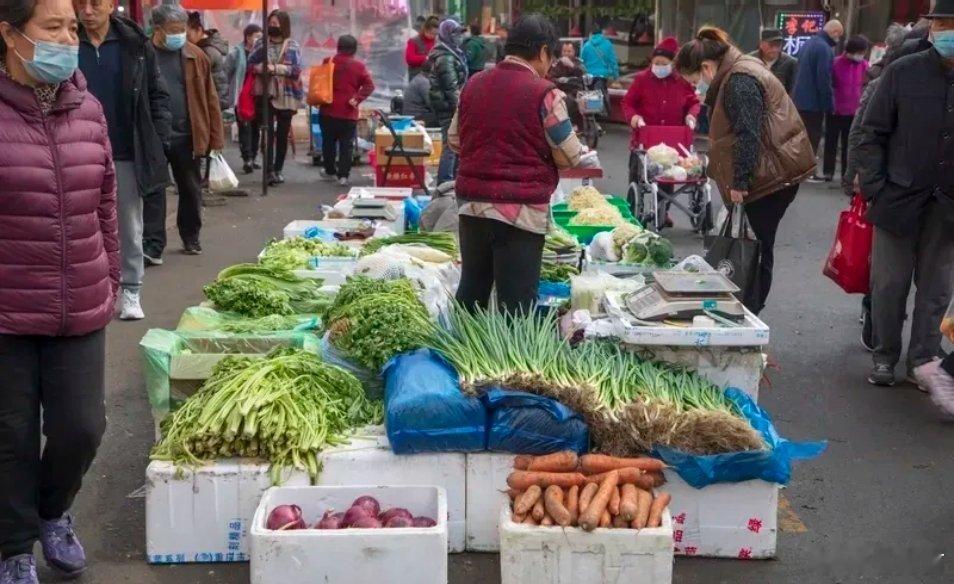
[792,19,843,178]
[750,29,798,95]
[145,3,224,257]
[856,1,954,388]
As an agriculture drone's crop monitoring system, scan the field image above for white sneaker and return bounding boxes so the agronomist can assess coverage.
[916,359,954,418]
[337,177,349,187]
[119,289,145,321]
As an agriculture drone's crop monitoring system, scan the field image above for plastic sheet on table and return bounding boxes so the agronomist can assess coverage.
[482,388,589,455]
[653,388,827,488]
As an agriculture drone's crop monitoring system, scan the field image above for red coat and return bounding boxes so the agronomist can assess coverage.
[622,68,701,148]
[0,70,118,337]
[405,34,435,69]
[321,53,375,121]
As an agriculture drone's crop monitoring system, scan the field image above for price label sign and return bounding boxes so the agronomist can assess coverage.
[775,11,827,57]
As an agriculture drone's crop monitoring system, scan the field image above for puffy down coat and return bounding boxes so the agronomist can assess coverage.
[0,70,118,337]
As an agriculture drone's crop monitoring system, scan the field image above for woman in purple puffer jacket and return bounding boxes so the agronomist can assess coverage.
[823,35,870,180]
[0,0,117,581]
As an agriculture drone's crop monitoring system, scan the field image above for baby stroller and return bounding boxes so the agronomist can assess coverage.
[626,125,713,234]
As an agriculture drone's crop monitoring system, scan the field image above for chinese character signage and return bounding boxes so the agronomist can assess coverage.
[775,11,827,57]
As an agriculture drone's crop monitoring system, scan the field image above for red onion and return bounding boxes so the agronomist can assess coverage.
[266,504,305,531]
[412,516,437,528]
[378,508,413,525]
[384,516,414,528]
[341,505,370,528]
[315,509,342,529]
[351,496,381,518]
[350,516,382,529]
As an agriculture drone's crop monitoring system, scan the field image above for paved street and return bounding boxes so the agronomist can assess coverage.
[61,126,954,584]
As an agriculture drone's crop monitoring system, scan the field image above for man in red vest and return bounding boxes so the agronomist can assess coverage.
[450,14,584,314]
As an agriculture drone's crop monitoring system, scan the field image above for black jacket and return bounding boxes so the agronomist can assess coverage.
[198,30,230,112]
[80,16,171,194]
[749,50,798,95]
[856,48,954,237]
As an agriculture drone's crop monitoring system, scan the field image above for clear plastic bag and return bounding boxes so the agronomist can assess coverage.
[208,151,239,192]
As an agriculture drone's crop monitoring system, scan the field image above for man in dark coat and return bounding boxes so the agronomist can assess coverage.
[750,29,798,95]
[855,4,954,388]
[77,0,171,320]
[792,19,843,170]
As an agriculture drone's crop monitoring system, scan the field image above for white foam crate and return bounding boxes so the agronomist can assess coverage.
[145,459,311,564]
[250,485,447,584]
[145,432,467,563]
[637,346,766,402]
[664,471,778,559]
[282,218,403,239]
[465,452,515,551]
[318,435,467,552]
[499,500,674,584]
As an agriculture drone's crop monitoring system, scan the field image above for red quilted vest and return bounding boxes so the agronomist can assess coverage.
[456,61,559,205]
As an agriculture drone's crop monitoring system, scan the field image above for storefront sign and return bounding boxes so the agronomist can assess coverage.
[775,11,827,57]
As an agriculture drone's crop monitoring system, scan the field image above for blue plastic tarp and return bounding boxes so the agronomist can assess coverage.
[482,388,589,455]
[653,388,827,488]
[383,349,488,454]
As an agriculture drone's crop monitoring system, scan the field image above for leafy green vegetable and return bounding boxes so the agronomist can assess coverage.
[540,261,580,283]
[152,347,383,484]
[360,232,458,258]
[648,237,673,266]
[204,263,331,317]
[544,228,580,254]
[260,237,357,272]
[622,240,649,264]
[323,276,420,324]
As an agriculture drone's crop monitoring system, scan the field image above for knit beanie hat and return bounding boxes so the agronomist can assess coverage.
[652,37,679,60]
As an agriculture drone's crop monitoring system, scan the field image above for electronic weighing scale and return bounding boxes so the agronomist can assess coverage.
[624,271,745,321]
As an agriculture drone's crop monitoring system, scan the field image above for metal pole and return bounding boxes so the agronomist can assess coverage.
[261,0,270,197]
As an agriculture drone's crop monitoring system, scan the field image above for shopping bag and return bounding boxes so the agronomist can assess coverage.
[704,204,762,311]
[236,71,256,122]
[207,151,239,192]
[823,194,872,294]
[306,59,335,107]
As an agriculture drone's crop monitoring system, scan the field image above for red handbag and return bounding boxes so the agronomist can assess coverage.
[237,71,257,122]
[823,194,873,294]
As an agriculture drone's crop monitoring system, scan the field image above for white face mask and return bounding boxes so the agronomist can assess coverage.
[651,64,672,79]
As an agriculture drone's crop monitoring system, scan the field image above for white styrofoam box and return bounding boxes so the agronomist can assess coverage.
[145,459,311,564]
[348,186,413,200]
[465,452,515,552]
[499,501,674,584]
[318,434,467,553]
[664,470,778,559]
[282,218,403,239]
[638,346,766,402]
[250,485,448,584]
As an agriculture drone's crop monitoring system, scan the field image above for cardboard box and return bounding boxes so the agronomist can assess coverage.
[374,127,428,164]
[426,128,443,167]
[250,486,448,584]
[375,164,426,188]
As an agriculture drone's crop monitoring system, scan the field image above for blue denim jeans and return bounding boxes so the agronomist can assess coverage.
[437,123,458,185]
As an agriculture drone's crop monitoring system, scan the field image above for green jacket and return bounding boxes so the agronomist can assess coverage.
[462,36,488,75]
[427,43,468,121]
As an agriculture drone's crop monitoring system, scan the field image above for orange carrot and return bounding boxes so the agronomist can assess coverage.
[513,455,533,470]
[578,482,598,515]
[612,515,630,528]
[531,498,545,522]
[506,488,522,499]
[581,454,666,475]
[507,471,586,491]
[544,486,571,527]
[599,510,612,528]
[646,471,666,488]
[619,484,639,522]
[514,485,542,515]
[585,467,654,490]
[609,486,621,516]
[522,514,537,526]
[634,488,652,529]
[566,485,580,527]
[647,492,671,528]
[527,451,579,473]
[579,470,619,532]
[540,514,554,526]
[512,512,526,523]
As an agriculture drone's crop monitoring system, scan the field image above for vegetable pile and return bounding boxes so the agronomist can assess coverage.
[266,495,436,530]
[540,261,579,284]
[544,227,581,256]
[506,452,671,530]
[259,237,356,272]
[569,206,628,228]
[204,264,332,317]
[151,347,383,484]
[567,186,607,211]
[429,307,763,455]
[325,276,434,371]
[360,232,458,258]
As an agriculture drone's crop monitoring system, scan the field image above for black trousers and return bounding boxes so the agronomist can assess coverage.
[142,185,167,258]
[823,114,853,178]
[259,102,294,174]
[165,137,203,246]
[743,185,799,314]
[455,214,545,315]
[0,329,106,559]
[943,353,954,377]
[319,114,357,179]
[238,119,260,164]
[799,110,825,161]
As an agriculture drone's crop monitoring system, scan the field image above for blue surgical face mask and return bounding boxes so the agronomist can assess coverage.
[696,79,709,99]
[652,64,672,79]
[164,32,187,51]
[933,30,954,59]
[15,31,78,85]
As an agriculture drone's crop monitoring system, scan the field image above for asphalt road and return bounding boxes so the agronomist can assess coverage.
[58,127,954,584]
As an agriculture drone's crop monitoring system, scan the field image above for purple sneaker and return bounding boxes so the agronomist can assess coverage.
[0,555,38,584]
[40,515,86,578]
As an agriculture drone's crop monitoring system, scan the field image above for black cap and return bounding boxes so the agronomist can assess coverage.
[760,29,784,43]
